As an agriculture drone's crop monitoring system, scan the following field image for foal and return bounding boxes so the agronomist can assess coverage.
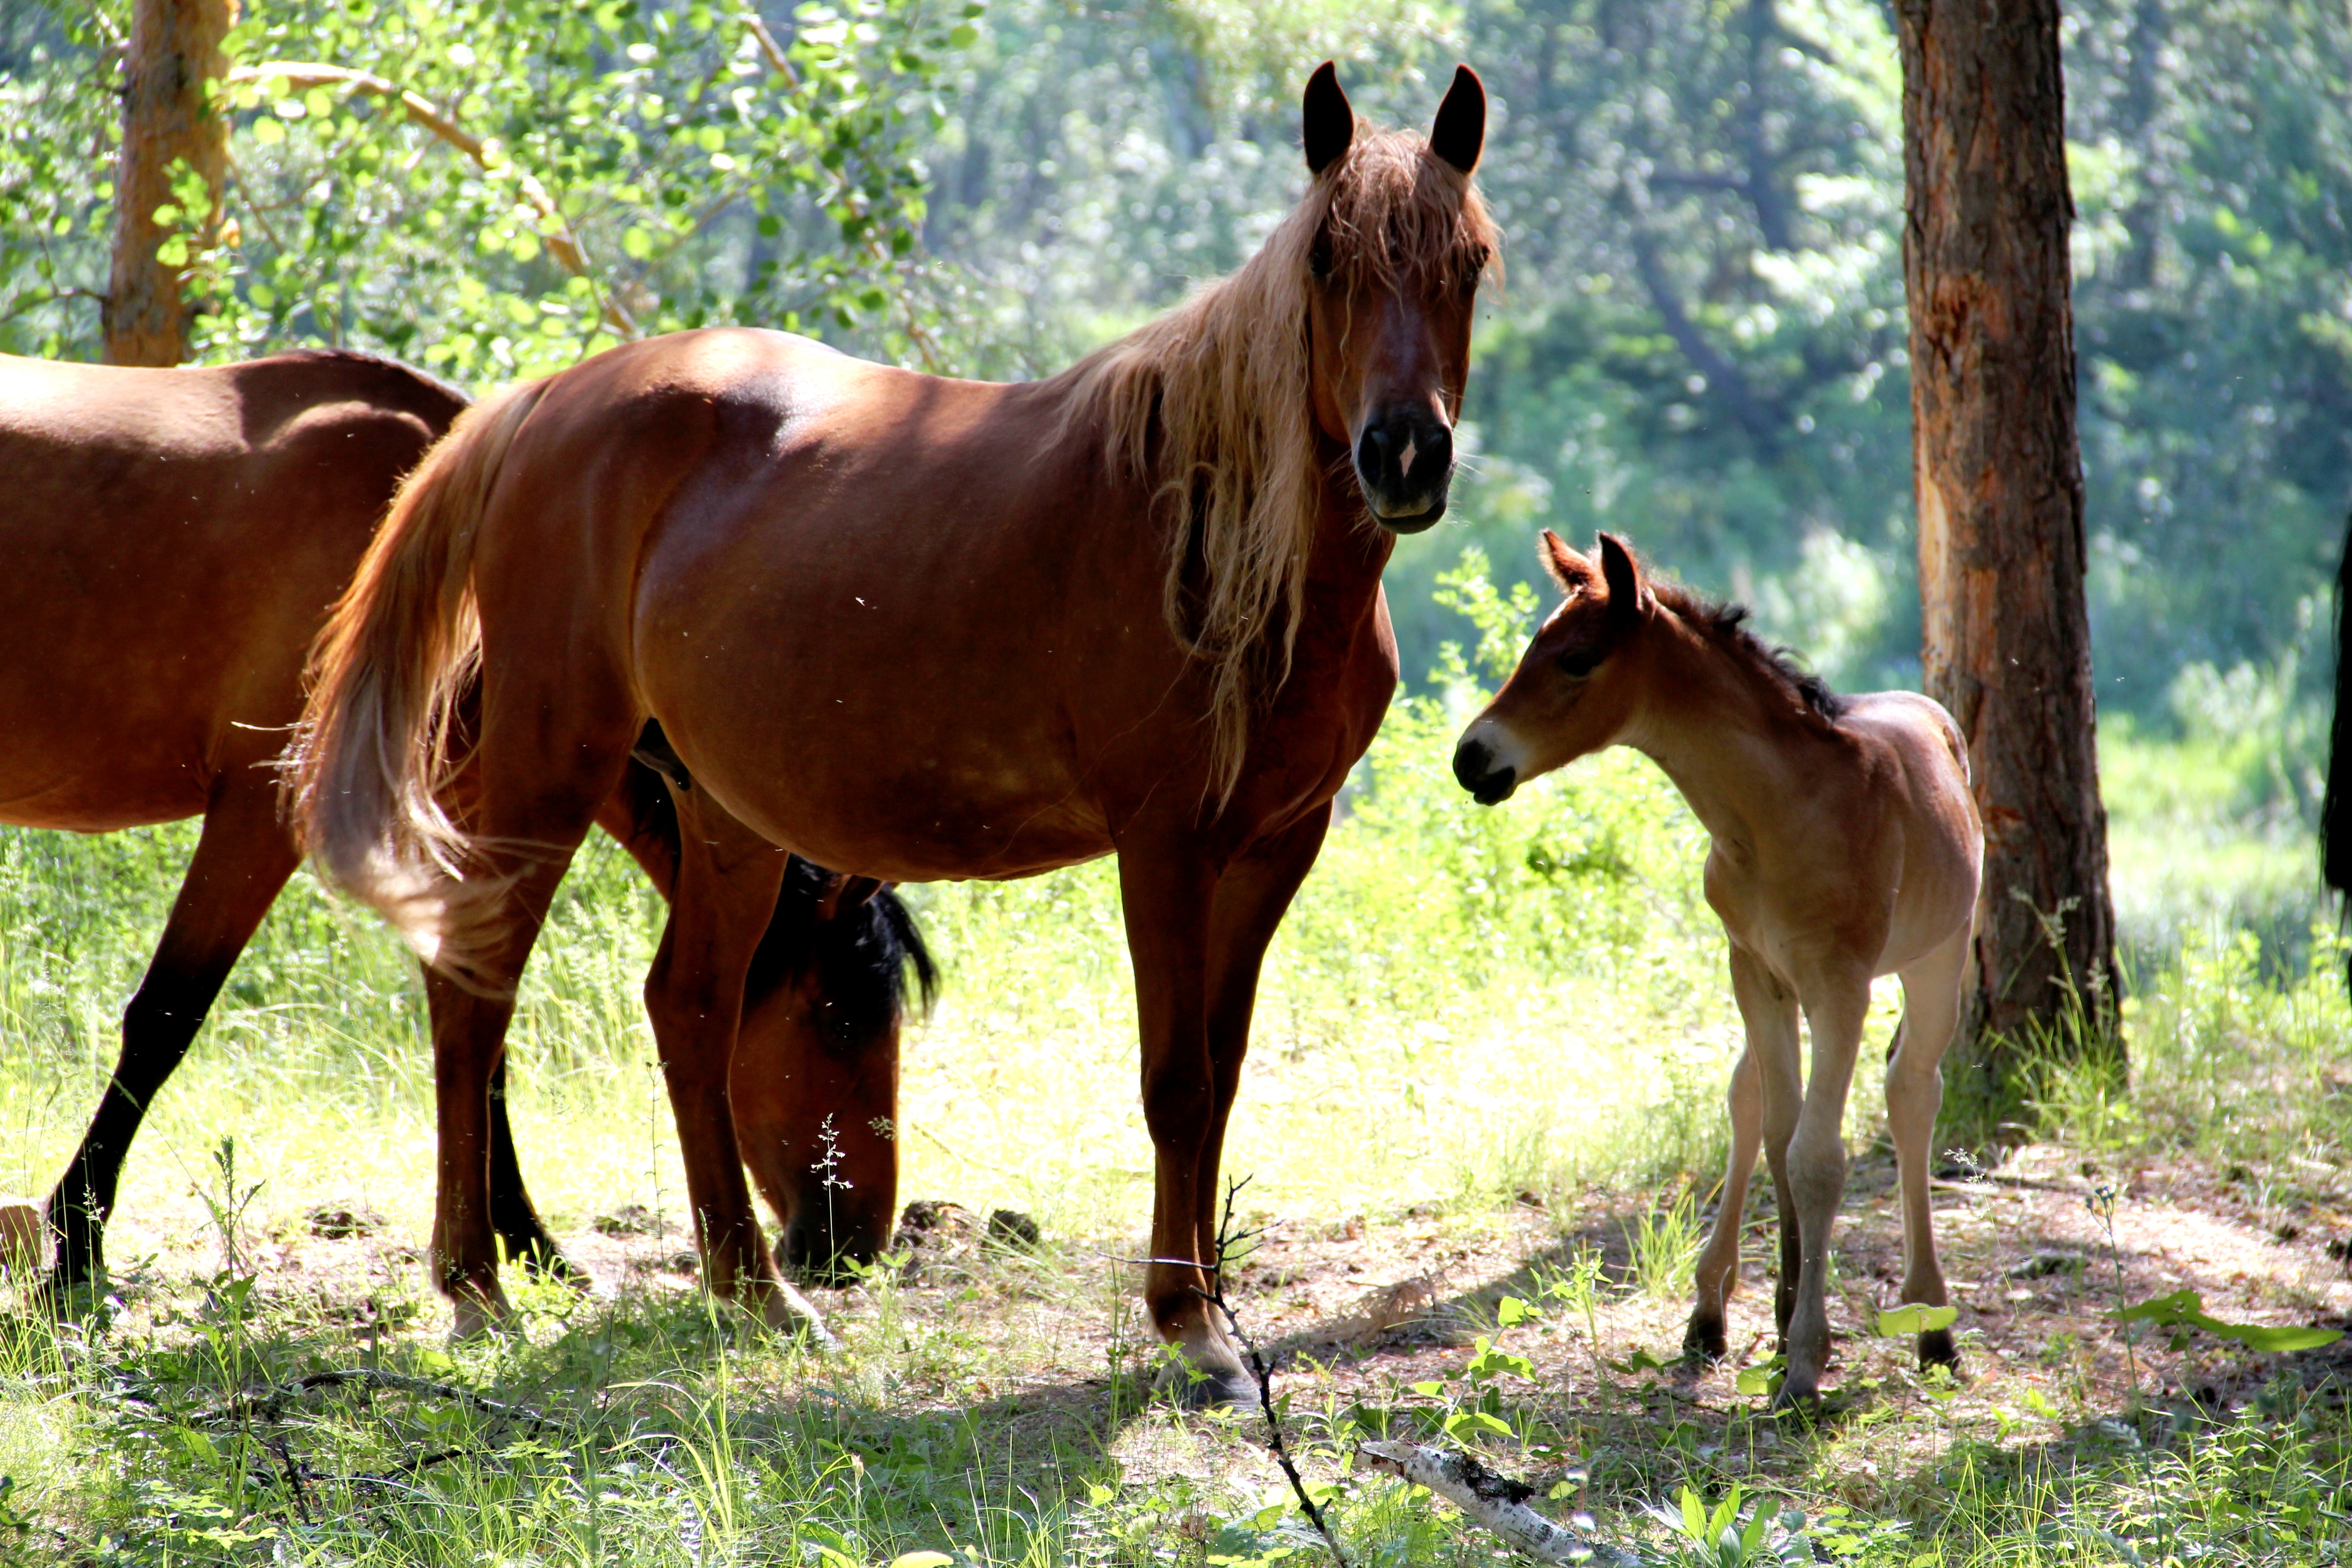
[1453,532,1981,1406]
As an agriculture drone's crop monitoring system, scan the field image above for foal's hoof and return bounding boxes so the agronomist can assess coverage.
[1682,1314,1729,1365]
[1918,1327,1960,1372]
[1769,1382,1823,1419]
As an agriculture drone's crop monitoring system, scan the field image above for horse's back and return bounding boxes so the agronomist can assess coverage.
[0,352,463,829]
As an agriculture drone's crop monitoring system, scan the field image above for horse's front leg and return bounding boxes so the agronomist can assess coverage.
[1196,805,1333,1274]
[1118,843,1248,1406]
[642,793,826,1340]
[1779,969,1873,1407]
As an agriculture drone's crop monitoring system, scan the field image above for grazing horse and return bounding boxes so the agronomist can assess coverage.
[0,350,919,1304]
[291,61,1494,1399]
[1452,532,1982,1406]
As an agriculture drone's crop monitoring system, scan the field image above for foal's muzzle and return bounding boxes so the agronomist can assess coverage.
[1354,406,1454,532]
[1452,735,1517,805]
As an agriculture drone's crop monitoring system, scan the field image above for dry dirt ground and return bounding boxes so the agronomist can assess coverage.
[17,1138,2352,1539]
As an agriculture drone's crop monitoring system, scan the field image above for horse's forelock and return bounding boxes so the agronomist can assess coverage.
[1060,129,1491,804]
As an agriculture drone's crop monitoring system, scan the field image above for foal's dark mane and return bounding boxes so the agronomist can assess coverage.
[1653,580,1848,726]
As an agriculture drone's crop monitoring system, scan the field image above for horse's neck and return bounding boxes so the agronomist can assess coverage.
[1625,626,1813,855]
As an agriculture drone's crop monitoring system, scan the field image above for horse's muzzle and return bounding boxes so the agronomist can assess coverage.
[1452,735,1516,805]
[1355,409,1453,532]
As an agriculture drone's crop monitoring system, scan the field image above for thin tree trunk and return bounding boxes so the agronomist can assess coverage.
[105,0,233,367]
[1896,0,2121,1107]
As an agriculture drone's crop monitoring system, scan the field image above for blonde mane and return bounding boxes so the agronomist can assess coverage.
[1055,125,1496,804]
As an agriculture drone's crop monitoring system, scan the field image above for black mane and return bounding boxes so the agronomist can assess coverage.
[1659,584,1848,725]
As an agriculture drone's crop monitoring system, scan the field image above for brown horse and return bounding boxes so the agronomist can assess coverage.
[0,350,918,1307]
[1453,532,1981,1406]
[291,62,1494,1400]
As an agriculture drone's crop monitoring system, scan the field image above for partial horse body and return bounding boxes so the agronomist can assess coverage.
[2322,509,2352,994]
[292,63,1494,1400]
[1454,532,1982,1407]
[0,351,918,1306]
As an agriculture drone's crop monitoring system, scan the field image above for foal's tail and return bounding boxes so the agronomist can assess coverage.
[289,378,550,968]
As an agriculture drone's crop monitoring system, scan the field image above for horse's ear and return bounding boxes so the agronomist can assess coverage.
[1540,529,1591,592]
[1429,64,1485,175]
[1597,532,1650,626]
[1303,61,1354,174]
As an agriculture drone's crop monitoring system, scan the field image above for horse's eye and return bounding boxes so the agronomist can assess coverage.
[1309,232,1334,281]
[1557,647,1604,679]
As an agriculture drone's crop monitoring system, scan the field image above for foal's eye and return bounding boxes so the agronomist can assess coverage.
[1556,647,1604,679]
[1309,232,1334,281]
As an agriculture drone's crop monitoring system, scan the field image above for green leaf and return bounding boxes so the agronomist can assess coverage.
[2117,1289,2343,1352]
[1495,1294,1534,1327]
[1876,1304,1959,1337]
[1735,1360,1783,1397]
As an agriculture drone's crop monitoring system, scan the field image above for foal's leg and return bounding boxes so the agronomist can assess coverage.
[1685,1047,1763,1362]
[1779,967,1874,1406]
[640,795,825,1338]
[1727,948,1805,1352]
[42,774,298,1300]
[1117,843,1246,1406]
[1888,931,1968,1371]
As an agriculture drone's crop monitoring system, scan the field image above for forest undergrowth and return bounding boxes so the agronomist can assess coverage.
[0,584,2348,1564]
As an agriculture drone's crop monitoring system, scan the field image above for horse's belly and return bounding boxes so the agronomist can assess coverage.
[692,738,1114,882]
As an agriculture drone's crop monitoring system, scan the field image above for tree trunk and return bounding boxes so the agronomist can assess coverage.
[1896,0,2121,1108]
[104,0,233,367]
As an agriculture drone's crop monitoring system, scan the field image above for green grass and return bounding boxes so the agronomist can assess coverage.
[2,603,2349,1563]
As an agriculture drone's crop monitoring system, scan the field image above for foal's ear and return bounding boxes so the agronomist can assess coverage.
[1539,529,1592,592]
[1597,532,1651,627]
[1302,62,1354,175]
[1429,64,1485,175]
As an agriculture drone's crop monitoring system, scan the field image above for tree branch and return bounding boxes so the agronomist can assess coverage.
[1357,1441,1637,1568]
[1624,225,1784,449]
[228,61,637,338]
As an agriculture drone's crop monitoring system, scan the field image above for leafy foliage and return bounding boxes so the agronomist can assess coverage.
[2,0,974,378]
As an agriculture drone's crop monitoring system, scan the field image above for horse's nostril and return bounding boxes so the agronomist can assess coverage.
[1357,426,1391,479]
[1452,738,1492,791]
[1424,423,1454,474]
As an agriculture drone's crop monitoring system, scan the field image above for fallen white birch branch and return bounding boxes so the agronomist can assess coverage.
[1356,1441,1640,1567]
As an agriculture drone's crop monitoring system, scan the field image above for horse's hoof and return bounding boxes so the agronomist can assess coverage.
[1153,1354,1255,1410]
[1918,1327,1960,1372]
[1682,1315,1729,1364]
[758,1279,840,1352]
[449,1287,513,1341]
[1769,1382,1823,1418]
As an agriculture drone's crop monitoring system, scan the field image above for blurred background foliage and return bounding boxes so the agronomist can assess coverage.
[2,0,2346,937]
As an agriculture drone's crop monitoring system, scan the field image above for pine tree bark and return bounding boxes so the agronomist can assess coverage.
[1896,0,2121,1101]
[104,0,233,367]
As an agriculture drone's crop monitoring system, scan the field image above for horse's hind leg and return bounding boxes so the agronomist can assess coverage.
[642,795,826,1338]
[42,774,298,1303]
[484,1054,578,1281]
[1686,1044,1762,1363]
[1888,932,1967,1371]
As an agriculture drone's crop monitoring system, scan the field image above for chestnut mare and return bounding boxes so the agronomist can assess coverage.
[0,351,919,1308]
[292,63,1494,1400]
[1453,532,1982,1407]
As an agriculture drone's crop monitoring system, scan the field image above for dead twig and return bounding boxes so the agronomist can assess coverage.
[1356,1441,1637,1567]
[198,1368,554,1431]
[1194,1177,1348,1568]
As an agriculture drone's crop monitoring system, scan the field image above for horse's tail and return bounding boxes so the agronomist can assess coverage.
[747,861,939,1052]
[289,378,550,966]
[2323,511,2352,966]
